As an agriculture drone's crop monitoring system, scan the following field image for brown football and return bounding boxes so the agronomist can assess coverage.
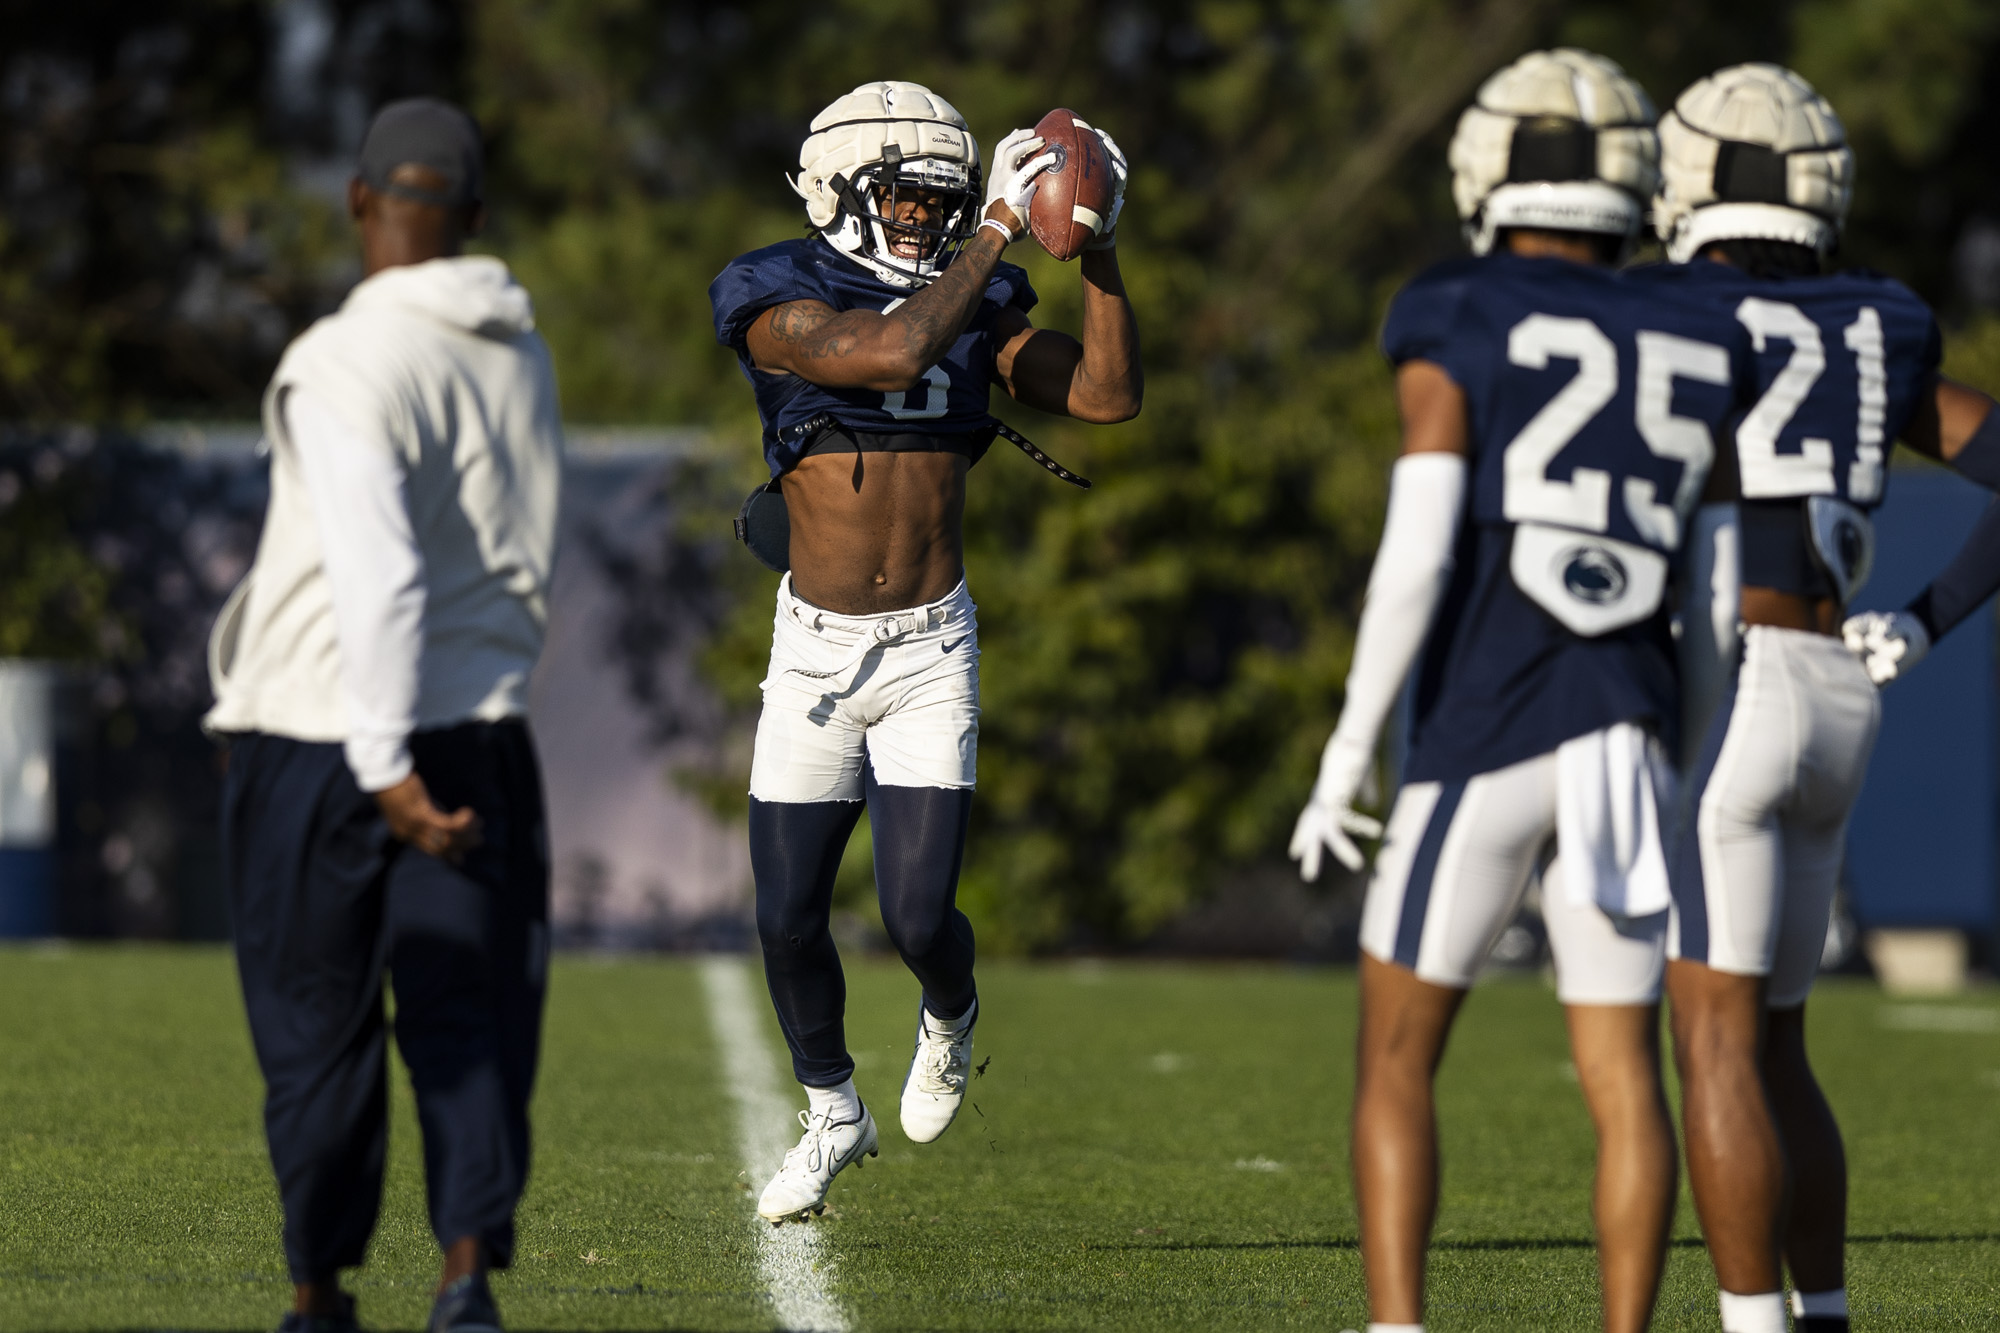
[1026,108,1114,262]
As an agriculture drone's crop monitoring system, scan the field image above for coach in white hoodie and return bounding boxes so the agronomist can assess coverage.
[207,99,561,1333]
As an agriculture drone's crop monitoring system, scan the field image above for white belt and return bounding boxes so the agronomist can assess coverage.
[783,602,946,682]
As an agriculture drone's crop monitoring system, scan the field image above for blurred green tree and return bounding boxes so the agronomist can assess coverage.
[0,3,357,420]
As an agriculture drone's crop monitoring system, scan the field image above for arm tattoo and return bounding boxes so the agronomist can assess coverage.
[764,230,1005,370]
[767,301,857,362]
[889,230,1004,368]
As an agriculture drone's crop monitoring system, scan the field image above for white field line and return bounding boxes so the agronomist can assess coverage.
[1878,1004,2000,1033]
[701,955,851,1333]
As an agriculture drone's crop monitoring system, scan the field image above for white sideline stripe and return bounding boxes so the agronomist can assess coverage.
[701,956,851,1333]
[1879,1004,2000,1033]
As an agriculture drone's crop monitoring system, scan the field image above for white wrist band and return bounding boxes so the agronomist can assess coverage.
[979,217,1015,242]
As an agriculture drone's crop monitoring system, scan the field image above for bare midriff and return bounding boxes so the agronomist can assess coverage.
[781,450,968,614]
[1740,585,1841,636]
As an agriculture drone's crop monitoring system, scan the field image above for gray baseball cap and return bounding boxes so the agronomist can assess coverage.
[357,97,483,208]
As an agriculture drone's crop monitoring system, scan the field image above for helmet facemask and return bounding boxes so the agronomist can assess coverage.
[828,148,980,285]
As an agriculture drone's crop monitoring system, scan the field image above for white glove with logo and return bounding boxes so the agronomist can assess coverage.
[1070,118,1127,247]
[1288,733,1384,882]
[984,128,1056,239]
[1842,610,1932,686]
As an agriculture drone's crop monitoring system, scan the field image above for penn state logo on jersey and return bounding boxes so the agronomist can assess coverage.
[1805,494,1875,604]
[1565,544,1628,601]
[1511,525,1670,636]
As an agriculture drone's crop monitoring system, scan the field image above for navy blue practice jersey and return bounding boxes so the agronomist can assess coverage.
[710,238,1037,476]
[1382,251,1753,784]
[1629,262,1941,596]
[1630,263,1940,506]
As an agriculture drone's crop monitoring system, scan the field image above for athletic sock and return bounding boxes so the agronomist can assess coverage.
[1792,1287,1849,1330]
[925,995,977,1032]
[804,1077,862,1125]
[1366,1324,1423,1333]
[1718,1289,1787,1333]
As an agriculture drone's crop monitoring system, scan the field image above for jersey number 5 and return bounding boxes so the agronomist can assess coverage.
[884,365,952,421]
[1503,314,1729,549]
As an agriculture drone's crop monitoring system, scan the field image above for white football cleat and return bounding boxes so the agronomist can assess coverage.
[899,1001,976,1144]
[755,1104,878,1224]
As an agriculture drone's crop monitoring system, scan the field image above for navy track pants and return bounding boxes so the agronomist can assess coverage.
[222,721,549,1282]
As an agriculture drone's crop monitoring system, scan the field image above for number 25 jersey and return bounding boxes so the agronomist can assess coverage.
[710,237,1037,477]
[1382,251,1753,784]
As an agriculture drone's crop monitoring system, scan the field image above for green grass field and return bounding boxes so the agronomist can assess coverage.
[1,946,1996,1331]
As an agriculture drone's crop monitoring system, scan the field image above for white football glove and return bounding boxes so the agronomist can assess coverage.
[983,128,1056,239]
[1842,610,1932,686]
[1069,118,1127,247]
[1288,734,1384,882]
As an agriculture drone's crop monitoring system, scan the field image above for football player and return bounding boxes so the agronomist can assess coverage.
[1646,65,2000,1333]
[1290,50,1752,1333]
[708,82,1140,1223]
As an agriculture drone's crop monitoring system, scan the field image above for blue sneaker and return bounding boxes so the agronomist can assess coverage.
[276,1292,358,1333]
[427,1273,502,1333]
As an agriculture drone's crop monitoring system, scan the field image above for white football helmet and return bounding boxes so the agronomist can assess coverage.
[792,81,982,288]
[1448,49,1659,256]
[1655,63,1852,262]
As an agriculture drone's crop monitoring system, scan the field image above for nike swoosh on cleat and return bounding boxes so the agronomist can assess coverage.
[942,637,967,653]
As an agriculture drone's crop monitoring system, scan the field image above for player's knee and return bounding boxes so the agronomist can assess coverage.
[879,900,948,961]
[754,885,833,955]
[1670,1009,1761,1079]
[754,880,834,954]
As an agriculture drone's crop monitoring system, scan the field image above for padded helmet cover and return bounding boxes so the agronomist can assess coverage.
[792,81,982,287]
[1449,48,1659,255]
[1655,63,1852,261]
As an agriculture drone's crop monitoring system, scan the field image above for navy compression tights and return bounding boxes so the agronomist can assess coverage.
[750,773,977,1087]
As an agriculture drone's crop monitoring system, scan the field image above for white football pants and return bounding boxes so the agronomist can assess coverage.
[748,574,979,802]
[1359,732,1670,1006]
[1668,625,1880,1008]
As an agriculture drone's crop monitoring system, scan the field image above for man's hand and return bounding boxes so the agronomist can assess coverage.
[1842,610,1931,686]
[1071,119,1127,247]
[1288,734,1384,882]
[983,128,1055,239]
[375,773,482,864]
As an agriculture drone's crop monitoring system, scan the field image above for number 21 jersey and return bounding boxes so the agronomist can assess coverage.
[1381,251,1752,784]
[1629,261,1940,601]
